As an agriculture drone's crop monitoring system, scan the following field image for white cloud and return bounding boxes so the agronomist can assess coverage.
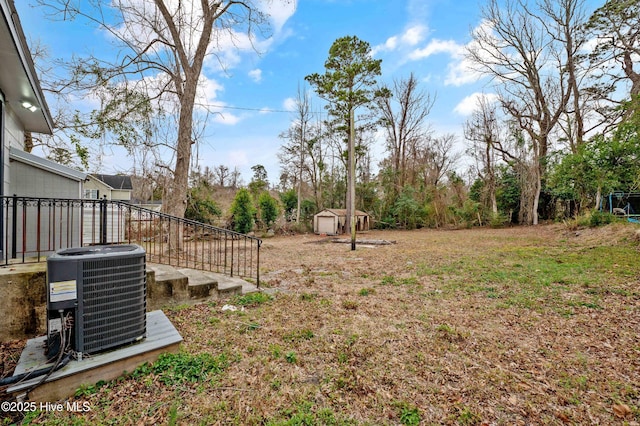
[453,92,499,116]
[193,76,242,125]
[248,69,263,83]
[372,36,398,56]
[406,37,486,87]
[409,39,464,60]
[260,0,297,33]
[212,111,242,125]
[445,57,483,86]
[198,76,224,103]
[444,20,504,86]
[402,26,426,46]
[283,97,296,111]
[372,25,427,55]
[371,23,484,87]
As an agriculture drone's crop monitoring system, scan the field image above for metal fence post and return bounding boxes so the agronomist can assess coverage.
[100,196,107,245]
[11,194,17,259]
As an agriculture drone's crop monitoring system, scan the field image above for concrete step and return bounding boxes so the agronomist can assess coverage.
[147,263,258,307]
[148,264,188,300]
[176,268,218,299]
[213,273,254,298]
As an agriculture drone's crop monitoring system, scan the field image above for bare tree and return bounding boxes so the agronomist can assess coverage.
[213,165,231,187]
[230,167,243,189]
[541,0,596,151]
[376,73,435,196]
[586,0,640,122]
[283,85,314,223]
[36,0,274,229]
[418,134,461,189]
[467,0,582,224]
[305,119,327,211]
[279,111,327,213]
[464,96,500,216]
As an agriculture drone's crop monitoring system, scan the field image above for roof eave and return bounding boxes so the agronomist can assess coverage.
[0,0,54,134]
[10,147,87,181]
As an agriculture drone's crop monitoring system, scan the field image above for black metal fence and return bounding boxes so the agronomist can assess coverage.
[0,196,262,286]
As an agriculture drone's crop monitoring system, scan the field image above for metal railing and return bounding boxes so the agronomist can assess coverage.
[0,196,262,286]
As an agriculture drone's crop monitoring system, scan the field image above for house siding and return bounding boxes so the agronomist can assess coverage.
[111,189,131,201]
[84,176,133,201]
[10,159,81,198]
[7,159,84,256]
[83,178,111,199]
[4,106,24,149]
[3,105,24,197]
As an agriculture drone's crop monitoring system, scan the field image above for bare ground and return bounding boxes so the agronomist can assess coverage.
[2,224,640,425]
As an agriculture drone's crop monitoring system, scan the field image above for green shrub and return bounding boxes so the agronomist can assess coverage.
[588,210,615,227]
[230,188,255,234]
[258,192,280,229]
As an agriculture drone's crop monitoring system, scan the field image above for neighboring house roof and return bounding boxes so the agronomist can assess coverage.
[0,0,53,134]
[9,147,87,181]
[91,174,133,191]
[315,209,368,217]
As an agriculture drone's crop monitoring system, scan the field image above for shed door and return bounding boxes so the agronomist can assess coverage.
[317,217,335,234]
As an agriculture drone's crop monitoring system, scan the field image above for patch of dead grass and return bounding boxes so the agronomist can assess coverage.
[4,224,640,425]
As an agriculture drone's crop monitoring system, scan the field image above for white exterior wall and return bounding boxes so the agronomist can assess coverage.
[83,177,112,199]
[2,103,25,197]
[111,189,131,201]
[10,160,82,198]
[4,106,24,149]
[83,177,132,201]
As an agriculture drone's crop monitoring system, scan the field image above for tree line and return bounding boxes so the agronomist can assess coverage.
[28,0,640,233]
[278,0,640,230]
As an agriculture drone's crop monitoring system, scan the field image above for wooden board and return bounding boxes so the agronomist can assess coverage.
[7,310,182,402]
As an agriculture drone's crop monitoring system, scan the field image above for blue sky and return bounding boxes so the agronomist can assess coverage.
[16,0,599,184]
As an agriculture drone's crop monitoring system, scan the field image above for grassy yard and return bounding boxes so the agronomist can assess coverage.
[8,224,640,425]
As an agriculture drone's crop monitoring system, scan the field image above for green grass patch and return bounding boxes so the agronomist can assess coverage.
[416,244,639,312]
[283,328,314,342]
[285,351,297,364]
[380,275,419,286]
[234,291,273,307]
[358,287,375,296]
[299,292,318,301]
[393,401,421,426]
[140,351,230,385]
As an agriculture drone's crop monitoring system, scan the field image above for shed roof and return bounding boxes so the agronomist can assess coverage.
[316,209,368,217]
[10,147,87,181]
[91,174,133,190]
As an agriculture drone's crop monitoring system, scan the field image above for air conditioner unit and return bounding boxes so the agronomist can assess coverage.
[46,244,147,358]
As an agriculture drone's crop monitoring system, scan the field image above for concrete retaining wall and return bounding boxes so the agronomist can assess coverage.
[0,264,163,342]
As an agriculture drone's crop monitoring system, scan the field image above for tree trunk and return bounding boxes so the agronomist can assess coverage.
[348,109,356,250]
[532,168,541,225]
[164,76,198,250]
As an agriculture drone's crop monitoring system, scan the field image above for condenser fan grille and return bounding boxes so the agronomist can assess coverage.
[79,254,146,353]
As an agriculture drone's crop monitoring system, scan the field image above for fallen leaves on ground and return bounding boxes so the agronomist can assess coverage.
[3,224,640,425]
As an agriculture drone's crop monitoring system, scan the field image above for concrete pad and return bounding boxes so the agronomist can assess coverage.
[7,310,182,402]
